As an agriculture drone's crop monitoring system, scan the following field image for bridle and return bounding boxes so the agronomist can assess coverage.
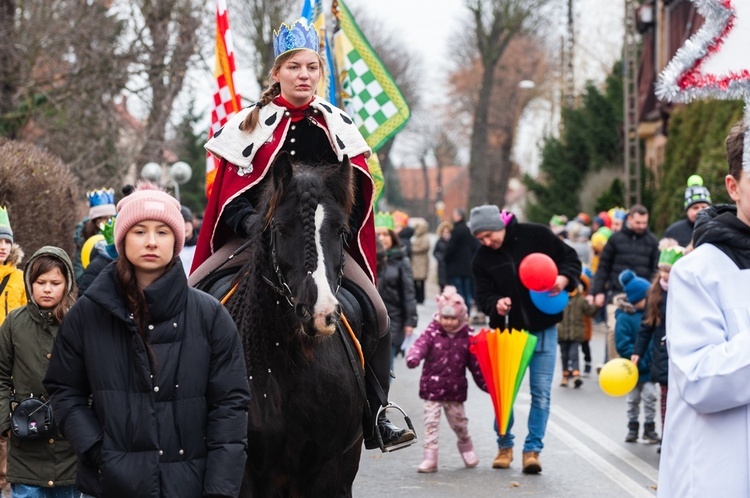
[263,218,346,307]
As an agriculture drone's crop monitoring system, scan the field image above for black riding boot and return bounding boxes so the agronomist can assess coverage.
[363,330,416,450]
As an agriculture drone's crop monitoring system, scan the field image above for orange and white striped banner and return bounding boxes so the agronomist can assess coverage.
[206,0,241,197]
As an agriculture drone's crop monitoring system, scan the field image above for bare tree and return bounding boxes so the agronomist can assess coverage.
[229,0,297,92]
[463,0,551,208]
[126,0,208,169]
[0,0,135,188]
[449,35,550,206]
[0,0,20,122]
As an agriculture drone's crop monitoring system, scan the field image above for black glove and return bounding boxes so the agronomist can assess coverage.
[242,212,261,236]
[225,196,258,237]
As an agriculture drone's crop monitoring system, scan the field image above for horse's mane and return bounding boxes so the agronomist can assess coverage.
[225,158,355,399]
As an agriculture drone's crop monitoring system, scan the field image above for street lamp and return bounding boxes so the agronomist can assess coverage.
[141,162,162,183]
[140,161,193,202]
[169,161,192,203]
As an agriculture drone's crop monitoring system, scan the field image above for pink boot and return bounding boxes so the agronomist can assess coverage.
[417,448,438,473]
[458,441,479,468]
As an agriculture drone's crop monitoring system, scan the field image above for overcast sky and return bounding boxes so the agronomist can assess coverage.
[343,0,625,174]
[173,0,624,175]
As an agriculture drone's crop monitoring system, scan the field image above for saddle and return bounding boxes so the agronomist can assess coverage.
[189,237,252,299]
[337,279,379,361]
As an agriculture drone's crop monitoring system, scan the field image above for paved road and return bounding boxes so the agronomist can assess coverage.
[353,253,661,497]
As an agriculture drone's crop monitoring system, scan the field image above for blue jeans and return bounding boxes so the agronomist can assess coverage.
[449,276,474,311]
[11,484,81,498]
[495,325,557,453]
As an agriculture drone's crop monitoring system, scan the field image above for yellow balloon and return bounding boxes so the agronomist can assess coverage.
[599,358,639,396]
[81,234,105,269]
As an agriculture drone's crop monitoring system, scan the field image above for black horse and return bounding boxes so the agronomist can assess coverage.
[205,153,369,497]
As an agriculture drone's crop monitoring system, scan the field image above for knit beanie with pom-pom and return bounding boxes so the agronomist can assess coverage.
[436,285,469,325]
[114,182,185,257]
[618,269,650,304]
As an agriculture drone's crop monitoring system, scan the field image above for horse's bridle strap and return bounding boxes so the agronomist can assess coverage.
[266,218,346,308]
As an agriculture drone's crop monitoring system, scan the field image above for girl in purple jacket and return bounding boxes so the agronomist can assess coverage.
[406,286,488,473]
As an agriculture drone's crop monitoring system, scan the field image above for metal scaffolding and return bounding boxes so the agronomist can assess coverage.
[623,0,641,206]
[563,0,576,109]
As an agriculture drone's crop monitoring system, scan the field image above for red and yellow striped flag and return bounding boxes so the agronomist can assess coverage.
[206,0,241,198]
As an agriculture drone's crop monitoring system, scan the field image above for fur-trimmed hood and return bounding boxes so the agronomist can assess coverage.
[613,292,638,313]
[2,243,24,267]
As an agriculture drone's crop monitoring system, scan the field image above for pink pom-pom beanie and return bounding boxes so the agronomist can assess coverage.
[114,183,185,257]
[436,285,468,325]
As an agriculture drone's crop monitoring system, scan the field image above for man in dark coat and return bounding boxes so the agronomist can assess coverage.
[444,208,480,312]
[470,205,581,475]
[591,204,660,361]
[663,175,712,247]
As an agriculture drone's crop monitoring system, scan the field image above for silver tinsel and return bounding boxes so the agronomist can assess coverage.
[656,0,750,169]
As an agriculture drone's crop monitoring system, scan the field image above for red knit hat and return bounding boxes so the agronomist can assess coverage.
[114,182,184,257]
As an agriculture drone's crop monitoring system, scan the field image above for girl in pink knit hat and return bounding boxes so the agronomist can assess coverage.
[44,183,251,498]
[406,286,488,473]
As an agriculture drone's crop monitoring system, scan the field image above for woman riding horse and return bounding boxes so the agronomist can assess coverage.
[226,153,365,496]
[192,18,414,451]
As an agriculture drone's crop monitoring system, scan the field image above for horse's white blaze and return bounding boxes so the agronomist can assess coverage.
[312,204,338,335]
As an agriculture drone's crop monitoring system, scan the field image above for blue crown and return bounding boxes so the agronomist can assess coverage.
[87,188,115,208]
[273,19,319,59]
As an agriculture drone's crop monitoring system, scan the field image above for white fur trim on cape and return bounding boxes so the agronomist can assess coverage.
[205,96,371,175]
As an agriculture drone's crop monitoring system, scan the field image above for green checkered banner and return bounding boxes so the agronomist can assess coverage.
[332,0,410,153]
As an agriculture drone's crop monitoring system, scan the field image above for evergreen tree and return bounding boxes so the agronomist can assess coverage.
[651,99,742,233]
[524,62,624,223]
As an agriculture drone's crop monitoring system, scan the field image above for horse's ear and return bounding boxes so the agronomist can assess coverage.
[334,155,355,216]
[272,151,294,192]
[339,155,352,186]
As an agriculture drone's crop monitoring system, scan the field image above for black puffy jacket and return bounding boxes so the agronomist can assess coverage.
[377,248,418,348]
[473,219,581,332]
[445,220,479,279]
[591,224,659,297]
[634,295,667,385]
[44,261,250,498]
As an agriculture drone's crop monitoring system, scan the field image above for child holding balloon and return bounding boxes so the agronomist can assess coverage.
[614,269,659,443]
[406,286,488,473]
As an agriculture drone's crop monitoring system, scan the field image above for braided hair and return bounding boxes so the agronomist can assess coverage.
[240,50,325,132]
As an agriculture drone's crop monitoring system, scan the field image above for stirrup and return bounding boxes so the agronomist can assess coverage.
[373,403,418,453]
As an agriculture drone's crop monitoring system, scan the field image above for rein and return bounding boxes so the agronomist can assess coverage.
[263,218,347,307]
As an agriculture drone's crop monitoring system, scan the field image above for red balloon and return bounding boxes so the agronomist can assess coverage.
[519,253,558,291]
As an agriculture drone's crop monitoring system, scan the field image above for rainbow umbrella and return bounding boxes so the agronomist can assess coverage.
[470,325,537,435]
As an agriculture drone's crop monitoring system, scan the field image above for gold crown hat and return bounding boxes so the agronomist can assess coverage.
[273,18,319,59]
[374,211,394,230]
[0,206,13,243]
